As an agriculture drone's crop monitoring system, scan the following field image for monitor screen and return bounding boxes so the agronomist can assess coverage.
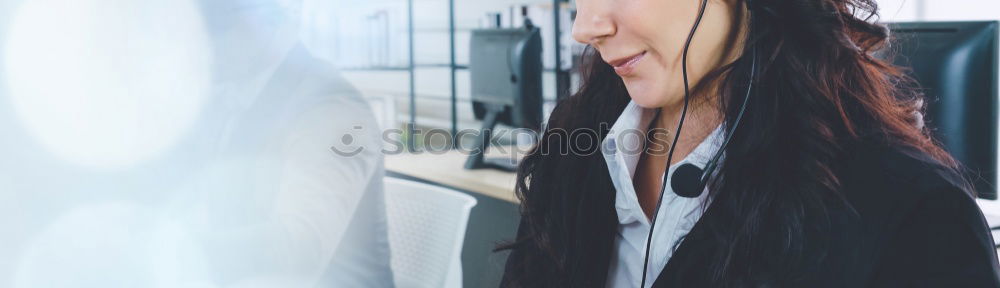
[470,28,535,107]
[469,28,543,130]
[888,21,999,199]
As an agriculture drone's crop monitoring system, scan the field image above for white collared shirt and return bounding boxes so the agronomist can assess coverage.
[602,101,724,288]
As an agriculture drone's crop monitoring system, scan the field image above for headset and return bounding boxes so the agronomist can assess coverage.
[639,0,758,286]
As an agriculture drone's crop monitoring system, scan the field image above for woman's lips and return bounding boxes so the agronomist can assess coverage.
[609,51,647,76]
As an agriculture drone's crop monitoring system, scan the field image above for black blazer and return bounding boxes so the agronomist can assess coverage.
[500,141,1000,287]
[652,142,1000,287]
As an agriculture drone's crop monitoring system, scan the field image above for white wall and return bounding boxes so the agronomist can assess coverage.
[877,0,1000,21]
[923,0,1000,21]
[877,0,921,21]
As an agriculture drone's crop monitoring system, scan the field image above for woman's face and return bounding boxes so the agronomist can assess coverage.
[572,0,742,109]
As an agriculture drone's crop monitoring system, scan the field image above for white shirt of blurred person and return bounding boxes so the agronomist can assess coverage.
[0,0,392,287]
[187,0,394,287]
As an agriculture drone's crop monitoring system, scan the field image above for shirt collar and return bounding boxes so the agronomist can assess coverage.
[601,101,725,224]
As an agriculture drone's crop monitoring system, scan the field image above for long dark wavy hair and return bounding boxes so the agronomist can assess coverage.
[498,0,961,286]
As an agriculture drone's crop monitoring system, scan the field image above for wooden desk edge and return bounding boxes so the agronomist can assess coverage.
[385,150,522,204]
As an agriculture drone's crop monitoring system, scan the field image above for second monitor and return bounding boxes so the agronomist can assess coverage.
[465,27,543,171]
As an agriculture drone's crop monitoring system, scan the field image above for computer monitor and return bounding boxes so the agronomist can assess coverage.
[887,21,999,199]
[465,27,543,171]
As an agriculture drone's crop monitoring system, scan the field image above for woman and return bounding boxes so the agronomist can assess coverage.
[499,0,1000,287]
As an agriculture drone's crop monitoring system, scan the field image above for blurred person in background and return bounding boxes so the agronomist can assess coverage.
[0,0,393,287]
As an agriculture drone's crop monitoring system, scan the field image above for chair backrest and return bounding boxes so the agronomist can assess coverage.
[384,177,477,288]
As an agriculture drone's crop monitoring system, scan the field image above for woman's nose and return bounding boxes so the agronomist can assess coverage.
[572,2,616,45]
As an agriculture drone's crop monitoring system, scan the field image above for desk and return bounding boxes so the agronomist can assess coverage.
[385,148,523,287]
[385,149,521,203]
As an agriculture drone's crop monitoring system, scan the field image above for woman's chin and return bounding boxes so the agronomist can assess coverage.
[630,97,662,109]
[624,81,681,109]
[625,88,667,109]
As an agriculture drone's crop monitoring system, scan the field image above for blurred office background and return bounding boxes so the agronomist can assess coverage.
[329,0,999,148]
[0,0,997,287]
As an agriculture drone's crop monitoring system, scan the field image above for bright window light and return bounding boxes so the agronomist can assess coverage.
[3,0,212,170]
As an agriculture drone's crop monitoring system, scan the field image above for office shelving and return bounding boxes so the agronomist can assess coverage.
[379,0,572,148]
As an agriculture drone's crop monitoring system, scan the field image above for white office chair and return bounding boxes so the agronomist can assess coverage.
[384,177,477,288]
